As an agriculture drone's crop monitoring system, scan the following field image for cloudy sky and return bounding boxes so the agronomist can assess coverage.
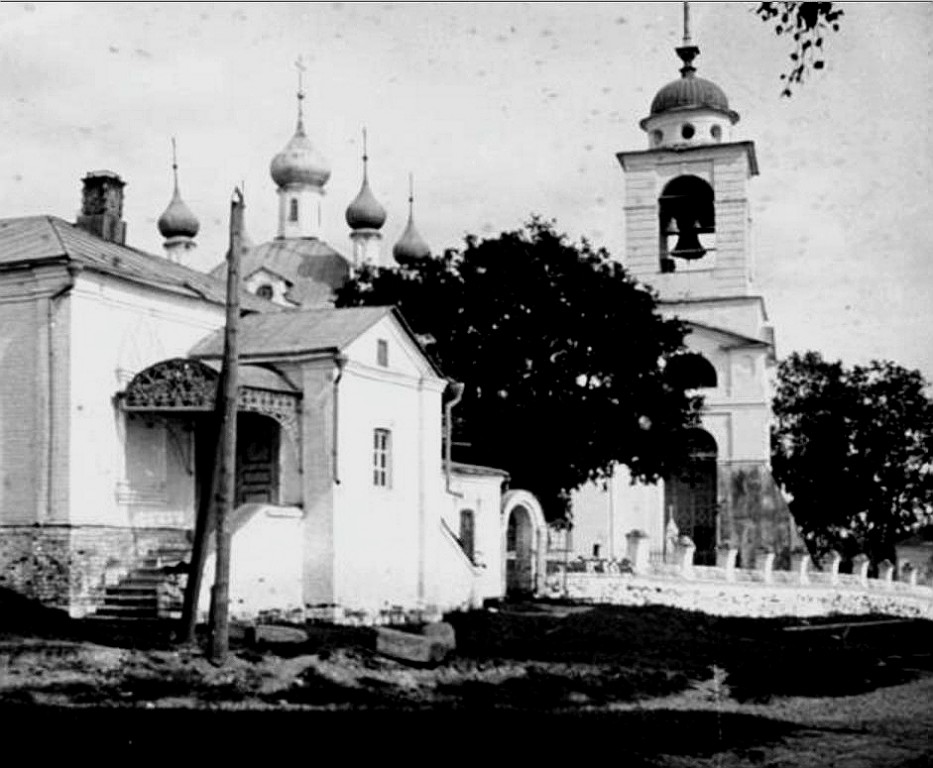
[1,2,931,380]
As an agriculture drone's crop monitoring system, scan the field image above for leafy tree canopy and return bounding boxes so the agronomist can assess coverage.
[755,2,844,97]
[771,351,933,563]
[336,219,702,522]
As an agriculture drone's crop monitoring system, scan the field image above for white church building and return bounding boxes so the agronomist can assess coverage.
[569,20,799,569]
[0,85,547,623]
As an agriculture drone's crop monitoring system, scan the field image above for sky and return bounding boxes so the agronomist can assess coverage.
[0,2,931,381]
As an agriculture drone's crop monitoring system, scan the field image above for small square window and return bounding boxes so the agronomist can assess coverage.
[373,428,391,487]
[377,339,389,367]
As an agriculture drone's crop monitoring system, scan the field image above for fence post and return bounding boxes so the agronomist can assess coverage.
[790,549,810,585]
[878,560,895,587]
[625,529,650,574]
[823,551,843,585]
[674,536,696,580]
[716,543,738,582]
[852,554,871,587]
[900,561,919,588]
[757,547,776,584]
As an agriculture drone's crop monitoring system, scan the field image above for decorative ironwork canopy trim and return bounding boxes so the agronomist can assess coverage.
[117,357,301,439]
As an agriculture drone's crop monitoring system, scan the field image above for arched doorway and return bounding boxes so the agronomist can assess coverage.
[665,428,719,565]
[501,490,547,596]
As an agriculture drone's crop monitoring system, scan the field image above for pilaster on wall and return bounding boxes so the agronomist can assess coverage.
[297,360,338,609]
[0,264,74,527]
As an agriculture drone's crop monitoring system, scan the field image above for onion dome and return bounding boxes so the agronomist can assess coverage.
[270,123,331,188]
[345,130,387,230]
[393,176,431,264]
[270,79,331,188]
[157,141,199,239]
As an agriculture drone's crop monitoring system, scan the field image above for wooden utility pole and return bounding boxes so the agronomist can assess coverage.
[208,188,244,664]
[178,420,219,644]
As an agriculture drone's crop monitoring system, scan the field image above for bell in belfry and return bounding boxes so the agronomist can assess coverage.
[669,219,706,260]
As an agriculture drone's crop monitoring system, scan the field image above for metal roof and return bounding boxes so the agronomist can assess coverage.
[200,360,298,393]
[210,237,350,307]
[190,305,393,358]
[0,215,274,312]
[190,305,445,377]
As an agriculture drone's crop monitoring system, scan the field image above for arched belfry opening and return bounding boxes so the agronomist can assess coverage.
[665,427,719,565]
[659,175,715,273]
[665,352,718,390]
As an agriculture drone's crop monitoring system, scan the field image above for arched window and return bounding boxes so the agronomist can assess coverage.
[289,198,299,222]
[666,353,718,389]
[659,175,716,271]
[459,509,475,562]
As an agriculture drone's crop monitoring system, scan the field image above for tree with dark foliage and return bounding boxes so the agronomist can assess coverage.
[755,2,844,96]
[336,219,702,522]
[771,351,933,564]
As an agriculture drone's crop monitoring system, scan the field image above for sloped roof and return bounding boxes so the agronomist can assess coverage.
[210,237,350,307]
[684,320,772,349]
[189,305,444,376]
[191,305,391,358]
[450,461,510,479]
[200,360,298,393]
[0,216,274,312]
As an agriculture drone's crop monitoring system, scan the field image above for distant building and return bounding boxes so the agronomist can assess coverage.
[569,15,800,568]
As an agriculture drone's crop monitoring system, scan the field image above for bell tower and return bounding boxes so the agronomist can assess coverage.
[617,1,763,337]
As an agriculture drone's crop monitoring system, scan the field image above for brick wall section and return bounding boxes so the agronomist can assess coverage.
[0,524,190,616]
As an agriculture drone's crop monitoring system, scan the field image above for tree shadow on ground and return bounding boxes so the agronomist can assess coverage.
[0,703,804,759]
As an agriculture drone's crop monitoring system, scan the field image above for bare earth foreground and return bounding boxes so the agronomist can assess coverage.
[2,590,932,764]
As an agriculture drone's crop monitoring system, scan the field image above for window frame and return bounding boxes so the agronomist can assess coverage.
[372,428,392,488]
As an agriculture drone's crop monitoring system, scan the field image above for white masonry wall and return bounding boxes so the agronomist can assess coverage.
[331,316,447,618]
[67,272,225,528]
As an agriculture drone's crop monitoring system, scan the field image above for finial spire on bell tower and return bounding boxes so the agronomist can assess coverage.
[676,1,700,77]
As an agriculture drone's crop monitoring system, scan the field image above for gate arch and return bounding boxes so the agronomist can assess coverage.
[501,490,547,596]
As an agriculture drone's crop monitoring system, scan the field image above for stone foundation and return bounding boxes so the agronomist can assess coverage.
[0,524,191,617]
[544,571,933,621]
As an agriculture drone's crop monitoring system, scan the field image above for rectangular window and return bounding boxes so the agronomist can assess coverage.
[373,428,391,487]
[377,338,389,367]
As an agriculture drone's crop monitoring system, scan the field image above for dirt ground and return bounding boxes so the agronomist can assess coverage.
[2,592,932,764]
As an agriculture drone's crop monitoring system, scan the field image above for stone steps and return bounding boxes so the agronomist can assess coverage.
[93,545,191,620]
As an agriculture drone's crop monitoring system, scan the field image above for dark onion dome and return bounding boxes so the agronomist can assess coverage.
[270,122,331,188]
[346,173,387,230]
[393,214,431,264]
[157,186,199,239]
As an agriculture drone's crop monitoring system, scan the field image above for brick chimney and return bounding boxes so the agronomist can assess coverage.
[75,171,127,244]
